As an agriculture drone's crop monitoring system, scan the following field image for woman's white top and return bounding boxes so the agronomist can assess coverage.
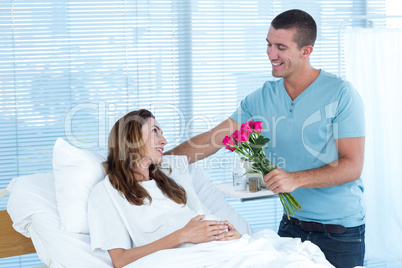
[87,156,219,254]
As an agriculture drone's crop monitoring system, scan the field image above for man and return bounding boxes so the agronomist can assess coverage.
[165,9,365,268]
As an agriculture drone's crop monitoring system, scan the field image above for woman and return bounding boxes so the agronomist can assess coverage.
[88,109,241,268]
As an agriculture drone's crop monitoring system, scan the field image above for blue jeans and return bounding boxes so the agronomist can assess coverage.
[278,217,365,268]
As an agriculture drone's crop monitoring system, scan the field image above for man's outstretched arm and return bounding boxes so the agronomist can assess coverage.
[164,118,240,163]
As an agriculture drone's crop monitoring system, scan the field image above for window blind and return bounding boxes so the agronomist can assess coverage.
[0,0,385,266]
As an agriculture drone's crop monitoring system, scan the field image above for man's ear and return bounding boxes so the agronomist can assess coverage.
[302,45,313,59]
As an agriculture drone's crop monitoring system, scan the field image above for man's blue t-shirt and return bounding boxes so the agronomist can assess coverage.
[230,70,365,227]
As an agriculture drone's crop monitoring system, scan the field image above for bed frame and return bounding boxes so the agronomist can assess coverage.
[0,187,36,258]
[0,209,36,258]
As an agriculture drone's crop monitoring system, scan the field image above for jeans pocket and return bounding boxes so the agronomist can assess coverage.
[278,218,292,235]
[327,225,365,243]
[327,233,362,243]
[321,225,365,267]
[279,219,289,231]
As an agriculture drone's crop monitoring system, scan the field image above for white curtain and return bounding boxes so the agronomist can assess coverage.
[344,28,402,265]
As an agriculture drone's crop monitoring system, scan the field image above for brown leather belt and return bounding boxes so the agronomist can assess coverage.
[287,216,346,234]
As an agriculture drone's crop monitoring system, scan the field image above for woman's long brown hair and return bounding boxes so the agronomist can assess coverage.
[104,109,187,206]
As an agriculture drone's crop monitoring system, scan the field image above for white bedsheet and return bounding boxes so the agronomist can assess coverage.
[125,229,333,268]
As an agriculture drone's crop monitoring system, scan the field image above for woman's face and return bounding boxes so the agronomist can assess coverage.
[140,117,167,165]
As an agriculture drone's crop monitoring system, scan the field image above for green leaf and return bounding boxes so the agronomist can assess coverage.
[260,137,270,145]
[254,136,270,146]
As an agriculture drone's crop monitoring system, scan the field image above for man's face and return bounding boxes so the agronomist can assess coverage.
[266,26,304,79]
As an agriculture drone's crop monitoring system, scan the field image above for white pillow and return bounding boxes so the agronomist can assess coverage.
[52,138,106,234]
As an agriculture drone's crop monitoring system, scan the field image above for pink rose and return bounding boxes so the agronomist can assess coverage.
[246,120,254,130]
[252,121,263,133]
[239,130,250,142]
[231,130,240,142]
[241,122,253,134]
[222,135,232,145]
[222,136,236,151]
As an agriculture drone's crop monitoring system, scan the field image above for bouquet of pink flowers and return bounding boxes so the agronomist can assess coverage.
[222,120,301,219]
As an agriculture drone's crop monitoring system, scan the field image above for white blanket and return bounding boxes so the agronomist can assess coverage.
[124,229,333,268]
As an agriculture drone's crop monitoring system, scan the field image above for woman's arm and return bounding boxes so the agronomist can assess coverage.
[108,215,230,268]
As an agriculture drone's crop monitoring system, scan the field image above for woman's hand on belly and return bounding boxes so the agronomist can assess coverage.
[177,215,229,244]
[216,221,242,241]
